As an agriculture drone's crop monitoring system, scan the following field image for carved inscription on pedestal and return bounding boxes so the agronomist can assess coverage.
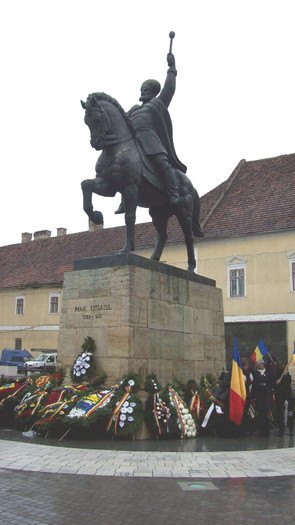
[66,297,121,327]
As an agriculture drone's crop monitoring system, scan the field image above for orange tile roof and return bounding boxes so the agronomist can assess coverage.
[1,152,294,288]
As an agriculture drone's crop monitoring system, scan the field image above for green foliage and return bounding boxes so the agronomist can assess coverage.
[144,373,162,394]
[117,372,141,394]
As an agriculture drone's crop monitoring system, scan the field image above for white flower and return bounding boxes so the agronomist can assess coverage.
[128,379,135,386]
[121,407,127,414]
[187,431,192,437]
[81,369,86,374]
[127,407,133,413]
[128,416,134,422]
[82,353,87,358]
[85,356,91,361]
[120,414,126,421]
[119,421,125,428]
[75,371,81,377]
[123,401,129,407]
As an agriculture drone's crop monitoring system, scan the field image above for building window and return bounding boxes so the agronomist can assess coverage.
[49,294,59,314]
[227,256,246,298]
[15,296,24,315]
[229,268,245,297]
[15,338,22,350]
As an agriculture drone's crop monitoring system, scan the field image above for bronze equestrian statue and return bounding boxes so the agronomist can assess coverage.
[81,32,203,272]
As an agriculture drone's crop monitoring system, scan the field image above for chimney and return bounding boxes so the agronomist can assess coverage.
[57,227,67,237]
[34,230,51,240]
[22,232,32,243]
[88,219,104,232]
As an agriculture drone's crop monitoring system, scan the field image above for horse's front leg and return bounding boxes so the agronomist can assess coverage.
[149,207,168,262]
[120,184,138,252]
[81,178,115,224]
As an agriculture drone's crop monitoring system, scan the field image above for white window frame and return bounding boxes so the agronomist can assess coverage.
[288,251,295,291]
[49,293,60,314]
[15,295,25,315]
[227,256,246,298]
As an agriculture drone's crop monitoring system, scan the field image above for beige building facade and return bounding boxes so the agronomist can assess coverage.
[0,285,61,357]
[0,153,294,368]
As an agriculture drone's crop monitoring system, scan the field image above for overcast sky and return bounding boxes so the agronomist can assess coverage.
[0,0,294,247]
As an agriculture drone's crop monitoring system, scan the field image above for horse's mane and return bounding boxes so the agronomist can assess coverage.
[86,92,136,136]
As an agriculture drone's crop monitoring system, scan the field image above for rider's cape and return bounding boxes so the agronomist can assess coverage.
[144,98,187,174]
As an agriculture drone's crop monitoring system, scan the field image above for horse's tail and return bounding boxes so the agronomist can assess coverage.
[192,188,204,238]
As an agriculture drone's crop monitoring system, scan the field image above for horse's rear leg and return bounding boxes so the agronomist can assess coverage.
[176,205,196,273]
[149,208,168,262]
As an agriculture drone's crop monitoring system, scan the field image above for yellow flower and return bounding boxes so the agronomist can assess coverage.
[85,394,100,403]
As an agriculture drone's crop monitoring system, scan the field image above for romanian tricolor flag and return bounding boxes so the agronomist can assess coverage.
[250,339,268,366]
[229,337,246,425]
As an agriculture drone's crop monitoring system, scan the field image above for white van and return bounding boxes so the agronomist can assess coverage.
[24,352,57,373]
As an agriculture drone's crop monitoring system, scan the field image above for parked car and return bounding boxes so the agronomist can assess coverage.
[24,352,57,373]
[0,349,33,373]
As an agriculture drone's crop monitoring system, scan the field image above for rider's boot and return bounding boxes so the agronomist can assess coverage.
[162,167,181,206]
[115,198,125,214]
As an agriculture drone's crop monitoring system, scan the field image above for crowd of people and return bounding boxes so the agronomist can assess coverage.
[217,356,294,438]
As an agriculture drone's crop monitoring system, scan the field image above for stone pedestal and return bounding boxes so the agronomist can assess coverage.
[58,253,225,385]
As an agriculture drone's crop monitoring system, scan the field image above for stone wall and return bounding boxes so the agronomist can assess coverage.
[58,254,225,386]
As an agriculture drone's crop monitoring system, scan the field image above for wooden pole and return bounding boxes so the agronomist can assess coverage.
[277,355,293,384]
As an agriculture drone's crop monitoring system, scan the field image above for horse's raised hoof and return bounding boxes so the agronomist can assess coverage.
[90,211,104,225]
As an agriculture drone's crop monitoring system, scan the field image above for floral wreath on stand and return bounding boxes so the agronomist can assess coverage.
[70,336,97,384]
[106,373,144,437]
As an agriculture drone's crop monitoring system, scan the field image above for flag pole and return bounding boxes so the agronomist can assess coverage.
[267,352,274,363]
[277,355,293,384]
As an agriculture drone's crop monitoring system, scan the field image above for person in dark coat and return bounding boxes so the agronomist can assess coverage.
[252,358,276,437]
[274,359,294,436]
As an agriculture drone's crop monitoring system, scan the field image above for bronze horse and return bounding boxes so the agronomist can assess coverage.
[81,93,203,272]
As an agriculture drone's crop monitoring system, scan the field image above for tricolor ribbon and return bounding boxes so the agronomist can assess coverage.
[106,385,132,433]
[168,386,186,439]
[153,393,170,435]
[0,380,32,407]
[36,400,70,426]
[85,389,116,418]
[189,391,200,418]
[31,392,48,415]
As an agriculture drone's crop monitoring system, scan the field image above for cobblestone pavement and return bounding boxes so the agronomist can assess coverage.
[0,431,294,524]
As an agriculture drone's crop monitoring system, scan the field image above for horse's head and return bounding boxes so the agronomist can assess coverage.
[81,93,136,151]
[81,95,108,150]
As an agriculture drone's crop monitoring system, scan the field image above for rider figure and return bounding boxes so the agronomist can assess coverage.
[115,52,186,214]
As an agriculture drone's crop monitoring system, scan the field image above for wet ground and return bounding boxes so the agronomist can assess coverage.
[0,428,294,524]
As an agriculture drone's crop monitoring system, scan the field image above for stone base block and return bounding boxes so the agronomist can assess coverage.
[58,253,225,386]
